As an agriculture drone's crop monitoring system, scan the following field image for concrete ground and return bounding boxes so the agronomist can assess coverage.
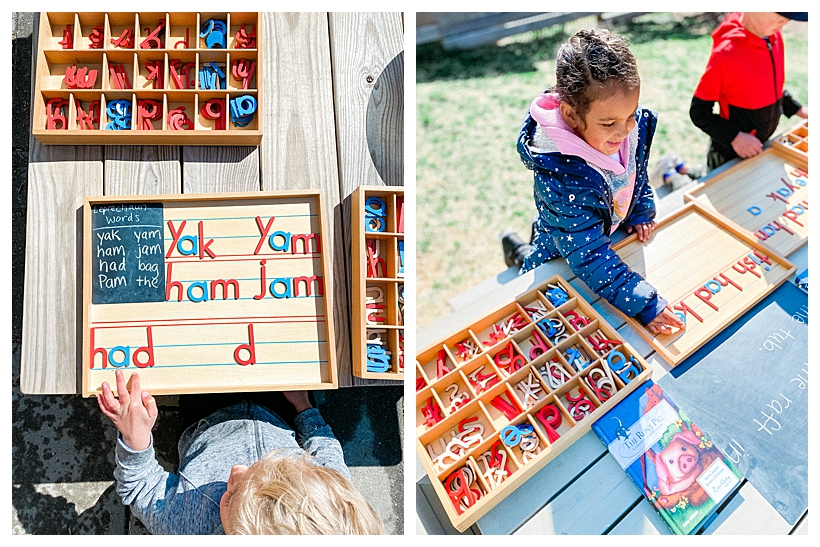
[11,12,403,535]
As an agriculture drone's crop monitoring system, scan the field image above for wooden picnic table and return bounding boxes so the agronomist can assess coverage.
[416,166,809,535]
[20,12,404,394]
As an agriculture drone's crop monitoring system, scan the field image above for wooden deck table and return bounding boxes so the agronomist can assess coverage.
[21,12,404,394]
[416,159,808,535]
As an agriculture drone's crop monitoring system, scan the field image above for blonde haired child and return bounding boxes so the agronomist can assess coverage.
[98,370,383,534]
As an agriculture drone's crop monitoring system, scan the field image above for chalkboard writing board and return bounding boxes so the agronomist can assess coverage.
[91,203,166,304]
[658,282,808,525]
[82,191,337,397]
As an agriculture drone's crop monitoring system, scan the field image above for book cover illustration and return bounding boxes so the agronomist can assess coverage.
[592,381,743,534]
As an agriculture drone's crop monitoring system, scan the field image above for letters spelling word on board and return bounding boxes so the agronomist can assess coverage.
[684,148,808,257]
[613,202,795,366]
[84,195,335,396]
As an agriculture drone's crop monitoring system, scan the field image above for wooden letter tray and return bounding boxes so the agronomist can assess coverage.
[82,191,336,397]
[34,12,262,145]
[415,275,652,531]
[612,201,795,367]
[351,185,405,380]
[772,119,809,164]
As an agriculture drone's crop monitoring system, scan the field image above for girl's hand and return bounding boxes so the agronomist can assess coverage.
[627,222,654,242]
[646,306,687,335]
[796,105,808,119]
[97,370,158,451]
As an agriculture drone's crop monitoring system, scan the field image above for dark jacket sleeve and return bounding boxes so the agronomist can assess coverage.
[689,96,740,150]
[293,408,351,480]
[535,171,667,325]
[781,89,802,118]
[623,108,658,227]
[114,435,222,535]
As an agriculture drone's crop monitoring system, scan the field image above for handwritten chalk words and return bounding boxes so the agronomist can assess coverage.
[791,304,809,324]
[92,205,166,303]
[724,438,746,464]
[761,328,795,351]
[754,365,807,435]
[791,365,808,390]
[754,393,792,435]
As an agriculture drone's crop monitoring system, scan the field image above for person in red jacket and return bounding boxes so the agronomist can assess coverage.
[689,12,808,170]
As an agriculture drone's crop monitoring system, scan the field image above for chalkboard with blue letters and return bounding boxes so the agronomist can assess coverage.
[82,192,337,397]
[91,203,166,304]
[657,282,808,525]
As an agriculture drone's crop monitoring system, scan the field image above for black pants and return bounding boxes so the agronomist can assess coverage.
[706,139,734,171]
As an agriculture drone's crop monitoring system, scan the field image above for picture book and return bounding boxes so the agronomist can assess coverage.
[591,380,743,534]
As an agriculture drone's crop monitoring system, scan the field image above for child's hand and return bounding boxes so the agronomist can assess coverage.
[796,106,808,119]
[97,370,158,451]
[646,306,687,335]
[627,222,654,242]
[731,131,763,158]
[283,390,313,414]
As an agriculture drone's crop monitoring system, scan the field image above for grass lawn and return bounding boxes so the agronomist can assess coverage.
[416,12,808,329]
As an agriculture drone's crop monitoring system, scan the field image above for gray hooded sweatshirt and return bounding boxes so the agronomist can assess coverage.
[114,402,349,534]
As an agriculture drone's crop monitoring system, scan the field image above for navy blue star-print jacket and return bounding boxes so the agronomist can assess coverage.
[518,108,667,325]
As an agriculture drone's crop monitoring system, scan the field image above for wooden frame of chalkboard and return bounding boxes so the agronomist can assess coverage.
[33,12,262,145]
[683,146,808,257]
[350,185,404,380]
[415,274,652,532]
[612,201,796,367]
[82,190,336,397]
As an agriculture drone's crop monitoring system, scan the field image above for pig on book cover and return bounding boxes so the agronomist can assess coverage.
[591,381,743,534]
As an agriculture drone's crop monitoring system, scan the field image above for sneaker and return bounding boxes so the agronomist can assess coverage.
[650,153,681,188]
[501,229,532,269]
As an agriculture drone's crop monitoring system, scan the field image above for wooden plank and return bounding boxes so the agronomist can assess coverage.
[259,12,351,387]
[182,146,260,193]
[416,477,474,536]
[21,140,104,394]
[416,476,463,535]
[567,277,597,303]
[103,146,181,195]
[513,452,641,535]
[591,298,625,331]
[608,498,671,535]
[21,14,105,394]
[705,481,792,535]
[328,12,403,387]
[475,431,607,534]
[612,202,796,366]
[448,261,574,314]
[616,320,654,359]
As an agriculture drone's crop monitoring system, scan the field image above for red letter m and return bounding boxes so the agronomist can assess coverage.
[293,276,324,297]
